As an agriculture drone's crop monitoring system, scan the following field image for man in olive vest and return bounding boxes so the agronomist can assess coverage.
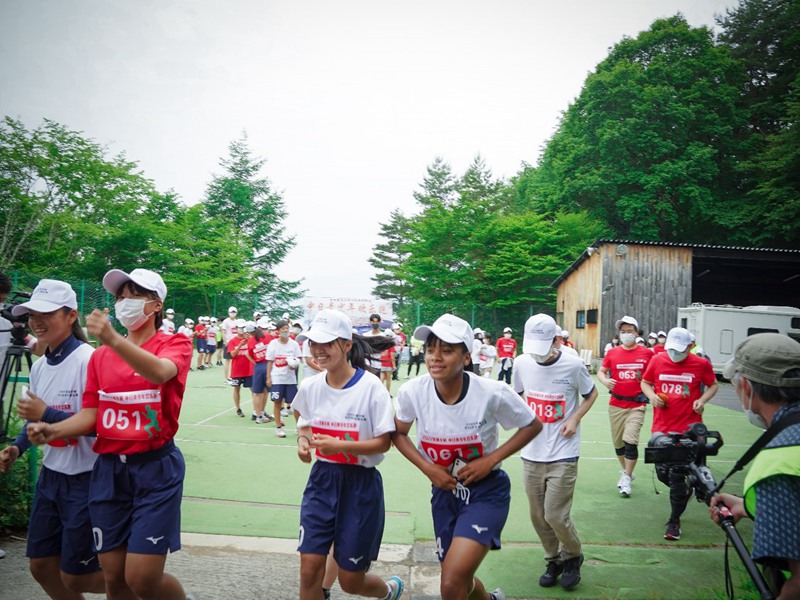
[711,333,800,598]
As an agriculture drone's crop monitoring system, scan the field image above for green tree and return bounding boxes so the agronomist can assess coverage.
[369,208,412,305]
[204,132,303,310]
[534,16,746,242]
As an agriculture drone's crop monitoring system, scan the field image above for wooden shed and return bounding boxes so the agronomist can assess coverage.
[551,240,800,358]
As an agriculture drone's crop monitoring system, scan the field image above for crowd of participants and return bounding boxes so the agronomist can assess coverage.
[0,268,798,600]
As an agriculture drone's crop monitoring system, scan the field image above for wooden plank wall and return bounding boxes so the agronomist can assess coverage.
[555,251,602,356]
[600,244,692,351]
[556,243,692,356]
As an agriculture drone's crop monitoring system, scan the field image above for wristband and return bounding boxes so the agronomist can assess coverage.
[297,435,311,446]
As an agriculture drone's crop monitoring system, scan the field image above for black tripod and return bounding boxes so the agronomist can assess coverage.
[0,328,33,443]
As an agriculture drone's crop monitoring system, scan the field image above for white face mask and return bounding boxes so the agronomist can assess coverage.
[667,348,689,363]
[115,298,156,331]
[737,376,767,429]
[619,332,637,346]
[532,344,554,364]
[504,333,512,339]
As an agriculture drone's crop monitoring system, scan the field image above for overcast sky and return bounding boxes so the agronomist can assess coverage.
[1,0,733,300]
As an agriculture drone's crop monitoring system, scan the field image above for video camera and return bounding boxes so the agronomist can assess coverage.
[0,290,32,343]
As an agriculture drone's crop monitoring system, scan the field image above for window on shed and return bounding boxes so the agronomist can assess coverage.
[587,309,598,324]
[576,311,586,329]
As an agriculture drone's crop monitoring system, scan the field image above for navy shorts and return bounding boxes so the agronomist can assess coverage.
[206,344,217,354]
[252,362,268,393]
[89,443,185,555]
[26,467,100,575]
[196,338,207,354]
[270,384,297,404]
[431,469,511,562]
[223,347,233,359]
[298,461,385,572]
[230,376,252,388]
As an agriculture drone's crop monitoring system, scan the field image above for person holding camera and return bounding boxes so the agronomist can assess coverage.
[641,327,718,541]
[709,333,800,599]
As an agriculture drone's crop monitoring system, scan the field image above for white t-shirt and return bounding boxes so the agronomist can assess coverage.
[513,351,595,462]
[479,343,497,372]
[177,325,194,337]
[266,338,302,384]
[396,372,536,471]
[471,338,482,364]
[221,317,237,344]
[160,319,175,335]
[560,344,579,357]
[30,343,97,475]
[293,369,395,468]
[206,325,219,344]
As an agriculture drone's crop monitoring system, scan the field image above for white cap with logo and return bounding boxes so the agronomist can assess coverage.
[103,268,167,301]
[523,314,558,355]
[414,313,473,352]
[296,309,353,344]
[12,279,78,315]
[615,315,639,331]
[665,327,693,352]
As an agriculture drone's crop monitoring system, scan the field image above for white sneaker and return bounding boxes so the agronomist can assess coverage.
[619,473,632,496]
[616,470,626,489]
[490,588,506,600]
[275,428,286,438]
[385,576,404,600]
[280,407,291,417]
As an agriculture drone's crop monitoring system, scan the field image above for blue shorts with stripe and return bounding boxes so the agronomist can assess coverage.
[26,467,100,575]
[89,442,184,555]
[298,461,385,572]
[252,361,268,393]
[270,384,297,404]
[431,468,511,562]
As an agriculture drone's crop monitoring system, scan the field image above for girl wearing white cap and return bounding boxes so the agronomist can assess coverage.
[393,313,541,600]
[293,310,403,600]
[27,268,196,600]
[0,279,105,599]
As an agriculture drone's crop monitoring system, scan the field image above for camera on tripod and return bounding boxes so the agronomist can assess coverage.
[644,422,723,467]
[0,290,33,343]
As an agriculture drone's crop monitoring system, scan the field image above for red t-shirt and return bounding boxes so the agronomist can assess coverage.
[602,345,653,408]
[652,345,667,355]
[82,331,192,455]
[247,336,269,363]
[496,338,517,359]
[228,337,253,378]
[380,348,396,368]
[194,323,207,342]
[642,353,716,434]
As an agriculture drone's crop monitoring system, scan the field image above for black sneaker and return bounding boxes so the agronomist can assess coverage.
[538,560,563,587]
[322,589,331,600]
[560,553,584,590]
[251,413,257,421]
[664,518,681,540]
[236,409,245,418]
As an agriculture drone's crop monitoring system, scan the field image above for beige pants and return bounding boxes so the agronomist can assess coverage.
[523,460,581,562]
[608,404,646,448]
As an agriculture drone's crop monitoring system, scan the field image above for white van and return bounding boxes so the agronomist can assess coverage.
[677,303,800,375]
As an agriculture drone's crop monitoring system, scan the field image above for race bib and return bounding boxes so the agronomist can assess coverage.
[97,389,163,441]
[274,356,288,368]
[420,433,483,467]
[657,374,692,401]
[311,419,360,464]
[616,362,644,381]
[526,391,566,423]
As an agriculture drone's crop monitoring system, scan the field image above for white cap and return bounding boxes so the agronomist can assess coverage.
[296,309,353,344]
[103,268,166,300]
[165,308,175,315]
[503,327,512,333]
[561,330,570,338]
[392,323,401,330]
[665,327,693,352]
[657,330,667,338]
[256,317,271,329]
[615,316,639,331]
[414,313,473,352]
[12,279,78,315]
[210,317,218,323]
[243,322,256,333]
[235,319,247,328]
[648,332,657,339]
[636,336,644,343]
[523,314,558,355]
[228,306,238,314]
[472,327,483,335]
[185,318,194,324]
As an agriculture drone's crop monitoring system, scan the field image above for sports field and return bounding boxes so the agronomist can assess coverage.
[177,361,761,600]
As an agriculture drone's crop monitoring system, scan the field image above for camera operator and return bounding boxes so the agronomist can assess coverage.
[709,333,800,599]
[641,327,718,541]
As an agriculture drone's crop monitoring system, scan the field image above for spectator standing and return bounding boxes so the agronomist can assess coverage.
[221,306,239,381]
[267,319,302,438]
[406,336,424,379]
[227,320,254,418]
[161,308,176,335]
[496,327,517,385]
[479,332,497,378]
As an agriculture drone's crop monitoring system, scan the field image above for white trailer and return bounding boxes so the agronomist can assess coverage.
[677,303,800,375]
